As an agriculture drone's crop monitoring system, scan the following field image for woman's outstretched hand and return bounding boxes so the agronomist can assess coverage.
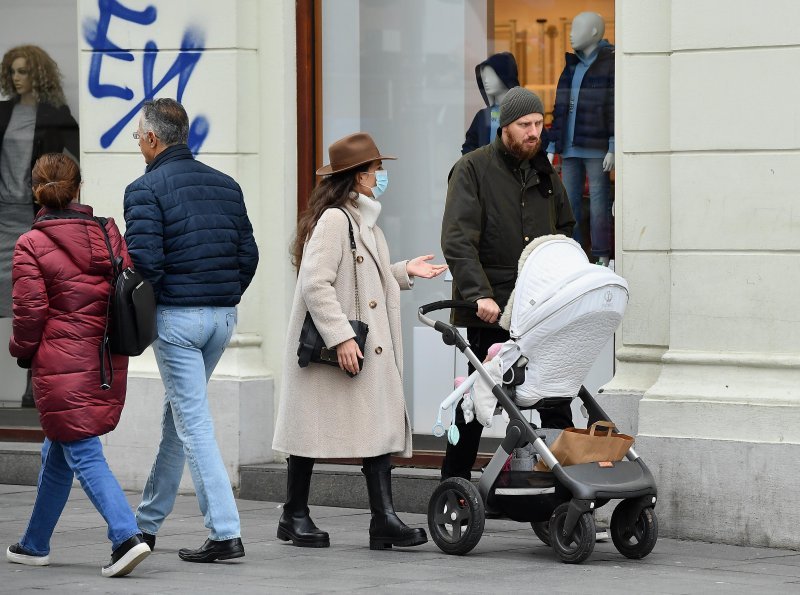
[407,255,448,279]
[337,337,363,376]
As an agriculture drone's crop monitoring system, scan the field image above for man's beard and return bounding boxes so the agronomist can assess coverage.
[507,135,541,161]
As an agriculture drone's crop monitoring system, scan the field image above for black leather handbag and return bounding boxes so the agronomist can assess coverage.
[297,207,369,377]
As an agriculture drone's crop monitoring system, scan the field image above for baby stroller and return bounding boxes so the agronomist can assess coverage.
[418,235,658,564]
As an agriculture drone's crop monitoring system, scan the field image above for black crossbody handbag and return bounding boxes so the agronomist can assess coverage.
[297,207,369,377]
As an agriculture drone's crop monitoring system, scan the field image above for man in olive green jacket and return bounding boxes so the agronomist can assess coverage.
[440,87,575,480]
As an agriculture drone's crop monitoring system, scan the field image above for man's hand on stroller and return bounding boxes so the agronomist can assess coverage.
[476,298,501,324]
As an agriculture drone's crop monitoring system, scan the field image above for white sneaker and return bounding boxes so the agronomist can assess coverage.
[7,543,50,566]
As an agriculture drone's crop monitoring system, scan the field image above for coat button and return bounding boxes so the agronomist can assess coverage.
[375,346,383,354]
[548,189,552,194]
[524,236,530,242]
[356,255,364,263]
[369,300,377,309]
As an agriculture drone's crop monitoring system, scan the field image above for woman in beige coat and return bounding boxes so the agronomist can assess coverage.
[272,132,447,550]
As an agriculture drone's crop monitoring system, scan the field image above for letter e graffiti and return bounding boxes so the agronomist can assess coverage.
[83,0,210,153]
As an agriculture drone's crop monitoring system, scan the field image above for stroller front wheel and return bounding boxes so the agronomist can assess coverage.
[549,502,596,564]
[610,501,658,559]
[427,478,485,555]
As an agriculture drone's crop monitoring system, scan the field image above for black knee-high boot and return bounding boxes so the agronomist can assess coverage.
[277,456,329,547]
[362,454,427,550]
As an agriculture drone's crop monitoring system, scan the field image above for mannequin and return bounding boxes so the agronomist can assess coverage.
[0,45,79,406]
[461,52,519,154]
[547,12,614,265]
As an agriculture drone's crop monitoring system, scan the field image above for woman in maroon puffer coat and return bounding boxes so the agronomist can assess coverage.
[5,153,150,578]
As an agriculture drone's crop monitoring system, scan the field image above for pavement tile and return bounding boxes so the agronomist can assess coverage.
[2,485,799,594]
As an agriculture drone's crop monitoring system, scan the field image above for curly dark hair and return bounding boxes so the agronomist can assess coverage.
[291,164,371,270]
[0,45,66,107]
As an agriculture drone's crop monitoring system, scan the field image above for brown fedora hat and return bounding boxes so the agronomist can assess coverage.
[316,132,396,176]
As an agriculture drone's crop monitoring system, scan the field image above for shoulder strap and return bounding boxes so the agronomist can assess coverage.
[93,217,123,280]
[332,207,361,321]
[332,206,356,251]
[92,216,120,392]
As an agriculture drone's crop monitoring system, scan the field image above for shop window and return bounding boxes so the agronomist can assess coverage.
[0,1,80,435]
[303,0,615,462]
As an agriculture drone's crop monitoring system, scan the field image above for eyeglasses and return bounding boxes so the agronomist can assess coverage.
[132,131,140,139]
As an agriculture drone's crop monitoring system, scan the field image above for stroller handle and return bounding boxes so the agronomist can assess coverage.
[418,300,478,351]
[418,300,477,316]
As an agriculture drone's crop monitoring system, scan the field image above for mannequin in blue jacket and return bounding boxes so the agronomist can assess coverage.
[461,52,519,154]
[547,12,614,265]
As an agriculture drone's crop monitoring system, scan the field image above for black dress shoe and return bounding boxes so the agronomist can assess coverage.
[141,532,156,551]
[177,538,244,563]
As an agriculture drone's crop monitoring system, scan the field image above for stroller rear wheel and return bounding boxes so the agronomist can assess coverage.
[549,502,596,564]
[531,521,551,546]
[610,501,658,559]
[428,478,484,555]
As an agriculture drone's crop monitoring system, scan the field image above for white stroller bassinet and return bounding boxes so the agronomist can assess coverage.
[468,235,628,423]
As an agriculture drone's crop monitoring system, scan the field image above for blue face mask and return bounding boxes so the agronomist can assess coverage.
[371,170,389,198]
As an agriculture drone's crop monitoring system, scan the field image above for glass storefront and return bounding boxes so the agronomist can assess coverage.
[0,0,616,446]
[0,0,80,431]
[317,0,615,440]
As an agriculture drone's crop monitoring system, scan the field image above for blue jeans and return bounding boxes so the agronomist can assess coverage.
[136,306,240,541]
[19,437,139,555]
[560,157,612,257]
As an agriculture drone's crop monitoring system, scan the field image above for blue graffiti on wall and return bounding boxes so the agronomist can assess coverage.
[83,0,209,153]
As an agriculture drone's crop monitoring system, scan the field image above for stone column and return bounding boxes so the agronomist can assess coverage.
[603,0,672,436]
[613,0,800,548]
[77,0,297,490]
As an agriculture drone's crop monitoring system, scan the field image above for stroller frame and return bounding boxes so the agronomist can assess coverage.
[419,300,659,564]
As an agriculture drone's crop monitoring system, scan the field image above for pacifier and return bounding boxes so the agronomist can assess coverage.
[432,407,446,438]
[433,403,460,445]
[447,403,460,445]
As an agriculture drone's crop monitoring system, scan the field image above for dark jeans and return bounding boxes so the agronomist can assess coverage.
[440,326,574,480]
[561,157,612,258]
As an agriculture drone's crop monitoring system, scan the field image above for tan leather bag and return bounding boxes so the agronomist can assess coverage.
[534,421,634,472]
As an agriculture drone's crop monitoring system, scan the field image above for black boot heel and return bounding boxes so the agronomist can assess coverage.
[369,538,393,550]
[276,525,291,542]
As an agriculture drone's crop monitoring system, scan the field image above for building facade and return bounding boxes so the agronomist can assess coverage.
[0,0,797,548]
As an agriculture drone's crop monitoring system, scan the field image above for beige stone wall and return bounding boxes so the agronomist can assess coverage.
[613,0,800,546]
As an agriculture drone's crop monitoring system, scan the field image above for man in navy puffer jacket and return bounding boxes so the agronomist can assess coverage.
[124,98,258,564]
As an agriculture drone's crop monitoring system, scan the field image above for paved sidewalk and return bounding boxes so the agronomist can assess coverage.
[1,484,799,594]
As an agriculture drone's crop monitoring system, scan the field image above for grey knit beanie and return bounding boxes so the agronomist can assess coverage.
[499,87,545,128]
